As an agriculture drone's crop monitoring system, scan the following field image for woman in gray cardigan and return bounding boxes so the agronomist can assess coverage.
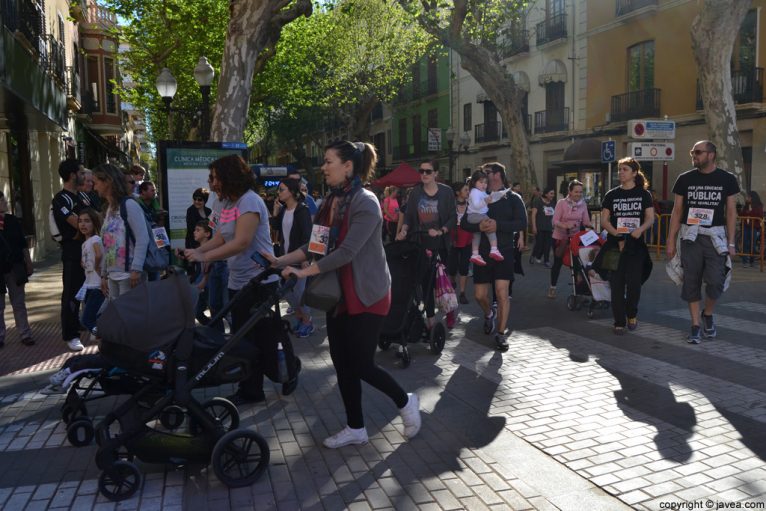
[268,140,421,449]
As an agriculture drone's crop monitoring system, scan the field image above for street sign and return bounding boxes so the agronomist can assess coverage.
[427,128,442,152]
[601,140,616,163]
[251,165,290,177]
[628,120,676,139]
[628,142,675,161]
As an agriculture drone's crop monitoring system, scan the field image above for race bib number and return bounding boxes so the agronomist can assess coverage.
[308,224,330,255]
[543,206,555,217]
[152,227,170,248]
[616,217,640,234]
[687,207,714,226]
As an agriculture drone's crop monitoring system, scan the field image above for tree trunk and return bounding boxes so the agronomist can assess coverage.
[211,0,312,142]
[457,43,537,193]
[691,0,751,191]
[347,97,378,141]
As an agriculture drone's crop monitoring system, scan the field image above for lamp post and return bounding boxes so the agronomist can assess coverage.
[155,56,215,141]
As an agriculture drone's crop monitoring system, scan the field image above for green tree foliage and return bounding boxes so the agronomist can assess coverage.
[252,0,431,155]
[105,0,229,142]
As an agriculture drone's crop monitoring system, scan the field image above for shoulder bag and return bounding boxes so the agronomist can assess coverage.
[302,269,341,312]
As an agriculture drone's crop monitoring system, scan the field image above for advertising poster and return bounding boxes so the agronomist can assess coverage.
[159,142,247,250]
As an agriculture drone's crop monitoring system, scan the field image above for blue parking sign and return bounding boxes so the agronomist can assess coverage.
[601,141,616,163]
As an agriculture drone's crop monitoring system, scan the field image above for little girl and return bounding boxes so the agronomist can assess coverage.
[466,170,505,266]
[78,208,105,341]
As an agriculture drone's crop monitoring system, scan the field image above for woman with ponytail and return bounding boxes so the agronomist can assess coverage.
[598,157,654,335]
[267,140,421,449]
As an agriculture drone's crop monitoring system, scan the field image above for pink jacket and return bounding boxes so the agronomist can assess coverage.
[552,197,591,240]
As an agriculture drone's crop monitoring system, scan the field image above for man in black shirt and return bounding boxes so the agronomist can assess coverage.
[666,140,740,344]
[51,159,87,351]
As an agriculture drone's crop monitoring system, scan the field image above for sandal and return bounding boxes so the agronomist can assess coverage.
[613,326,625,336]
[627,318,638,331]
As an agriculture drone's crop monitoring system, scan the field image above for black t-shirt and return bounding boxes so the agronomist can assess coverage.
[531,196,554,232]
[601,186,653,240]
[672,168,740,227]
[51,189,84,261]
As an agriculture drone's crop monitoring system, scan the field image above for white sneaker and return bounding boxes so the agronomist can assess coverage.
[67,338,84,352]
[323,426,368,448]
[399,393,421,439]
[49,367,72,387]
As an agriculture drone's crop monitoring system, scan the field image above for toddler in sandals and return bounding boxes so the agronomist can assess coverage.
[466,170,506,266]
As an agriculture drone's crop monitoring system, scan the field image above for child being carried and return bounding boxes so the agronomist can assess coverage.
[466,170,506,266]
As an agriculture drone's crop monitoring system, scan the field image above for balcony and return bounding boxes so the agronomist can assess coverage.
[610,88,660,122]
[48,36,66,84]
[2,0,45,56]
[474,121,509,143]
[66,66,81,111]
[84,2,117,27]
[536,13,567,46]
[499,30,530,59]
[534,108,569,133]
[616,0,658,17]
[695,68,764,109]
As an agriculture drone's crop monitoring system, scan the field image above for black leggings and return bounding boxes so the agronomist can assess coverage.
[550,239,566,287]
[533,231,553,263]
[610,249,647,327]
[326,312,408,429]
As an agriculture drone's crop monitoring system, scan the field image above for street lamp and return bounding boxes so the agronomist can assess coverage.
[155,56,215,141]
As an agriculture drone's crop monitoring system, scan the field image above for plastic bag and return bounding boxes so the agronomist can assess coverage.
[434,262,458,313]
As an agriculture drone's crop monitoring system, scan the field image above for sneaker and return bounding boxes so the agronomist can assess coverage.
[67,338,84,352]
[459,292,469,305]
[494,333,509,352]
[547,286,556,299]
[483,308,496,335]
[702,314,716,338]
[544,261,552,268]
[445,310,457,329]
[687,325,702,344]
[226,389,266,406]
[627,318,638,331]
[21,337,35,346]
[399,393,421,439]
[297,322,315,338]
[282,357,301,396]
[323,426,369,448]
[285,306,295,315]
[49,367,72,387]
[469,254,487,266]
[489,249,504,262]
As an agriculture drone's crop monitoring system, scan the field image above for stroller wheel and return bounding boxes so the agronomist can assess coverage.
[191,398,240,435]
[98,460,142,501]
[159,405,186,430]
[212,429,270,487]
[566,295,578,311]
[429,323,446,354]
[378,339,392,351]
[67,418,95,447]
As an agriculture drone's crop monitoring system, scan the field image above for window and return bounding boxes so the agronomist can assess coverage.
[398,118,407,158]
[104,57,116,113]
[412,114,421,154]
[547,0,565,17]
[733,9,756,71]
[427,57,437,94]
[86,56,99,111]
[412,64,421,98]
[463,103,472,132]
[627,40,654,92]
[545,82,566,130]
[427,108,438,130]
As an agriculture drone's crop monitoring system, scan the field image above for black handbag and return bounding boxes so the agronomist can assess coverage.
[302,270,341,311]
[601,248,622,271]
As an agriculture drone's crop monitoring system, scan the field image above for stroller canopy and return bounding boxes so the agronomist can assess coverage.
[97,271,197,352]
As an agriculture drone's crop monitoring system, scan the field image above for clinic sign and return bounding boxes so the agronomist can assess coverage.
[628,120,676,139]
[628,142,675,161]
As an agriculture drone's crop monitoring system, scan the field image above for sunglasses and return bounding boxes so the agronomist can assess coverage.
[193,197,205,201]
[418,168,435,175]
[690,149,709,156]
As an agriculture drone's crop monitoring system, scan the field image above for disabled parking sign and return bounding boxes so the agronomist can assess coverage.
[601,141,616,163]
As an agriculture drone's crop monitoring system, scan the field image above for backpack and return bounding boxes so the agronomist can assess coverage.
[49,193,74,243]
[120,198,170,273]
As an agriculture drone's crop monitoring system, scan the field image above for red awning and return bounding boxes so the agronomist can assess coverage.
[372,162,421,188]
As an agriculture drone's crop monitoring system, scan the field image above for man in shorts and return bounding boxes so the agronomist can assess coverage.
[461,162,527,352]
[666,140,739,344]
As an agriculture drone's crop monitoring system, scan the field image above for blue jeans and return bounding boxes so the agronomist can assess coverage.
[207,261,229,332]
[81,288,105,332]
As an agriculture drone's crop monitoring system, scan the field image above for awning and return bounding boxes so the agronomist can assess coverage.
[553,138,605,167]
[512,71,531,93]
[538,59,567,85]
[82,125,128,160]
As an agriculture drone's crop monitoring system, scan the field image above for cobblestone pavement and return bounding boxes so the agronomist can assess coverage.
[0,256,764,510]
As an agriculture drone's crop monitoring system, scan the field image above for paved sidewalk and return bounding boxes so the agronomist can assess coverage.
[0,255,764,510]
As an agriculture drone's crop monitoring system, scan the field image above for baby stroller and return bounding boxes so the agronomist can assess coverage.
[377,240,446,368]
[61,267,296,502]
[566,230,611,318]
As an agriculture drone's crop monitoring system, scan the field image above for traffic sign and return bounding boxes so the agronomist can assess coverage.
[628,120,676,139]
[601,140,616,163]
[628,142,675,161]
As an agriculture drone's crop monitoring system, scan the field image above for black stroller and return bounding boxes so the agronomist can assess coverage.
[60,268,296,501]
[377,240,446,367]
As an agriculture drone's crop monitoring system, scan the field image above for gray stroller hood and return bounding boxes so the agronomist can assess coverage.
[97,271,197,353]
